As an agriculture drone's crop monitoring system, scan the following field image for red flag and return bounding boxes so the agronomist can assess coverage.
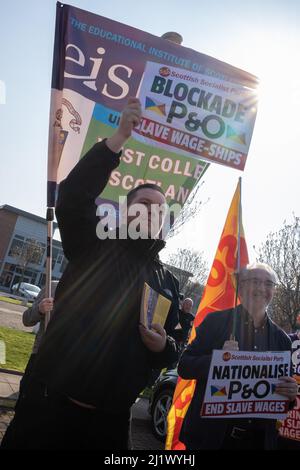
[166,180,249,450]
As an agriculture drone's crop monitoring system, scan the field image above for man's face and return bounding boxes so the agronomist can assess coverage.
[182,299,193,313]
[127,188,167,238]
[238,268,276,312]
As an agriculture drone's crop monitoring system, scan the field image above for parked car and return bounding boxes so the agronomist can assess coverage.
[11,282,41,301]
[148,368,178,441]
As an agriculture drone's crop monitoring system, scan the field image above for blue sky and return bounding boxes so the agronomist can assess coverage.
[1,0,300,267]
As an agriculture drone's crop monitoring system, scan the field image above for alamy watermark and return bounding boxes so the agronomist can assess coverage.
[96,196,182,240]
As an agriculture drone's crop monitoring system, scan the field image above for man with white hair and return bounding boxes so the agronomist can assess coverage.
[178,262,298,450]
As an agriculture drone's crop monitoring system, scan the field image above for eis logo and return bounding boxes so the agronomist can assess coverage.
[159,67,171,77]
[223,352,231,362]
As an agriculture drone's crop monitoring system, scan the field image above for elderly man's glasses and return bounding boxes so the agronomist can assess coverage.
[240,278,276,289]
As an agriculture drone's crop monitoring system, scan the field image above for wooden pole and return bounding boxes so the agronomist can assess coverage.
[230,177,242,341]
[44,207,54,329]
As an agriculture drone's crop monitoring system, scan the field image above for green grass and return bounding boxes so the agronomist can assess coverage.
[0,326,34,372]
[0,296,32,307]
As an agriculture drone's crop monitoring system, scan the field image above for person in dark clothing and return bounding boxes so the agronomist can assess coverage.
[178,263,298,450]
[1,283,58,446]
[21,281,58,379]
[1,98,179,450]
[174,297,194,346]
[14,281,58,405]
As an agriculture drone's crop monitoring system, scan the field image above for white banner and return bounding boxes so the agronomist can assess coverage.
[135,61,257,171]
[202,350,291,419]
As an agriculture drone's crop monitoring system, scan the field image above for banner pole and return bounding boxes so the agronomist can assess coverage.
[45,207,54,329]
[231,177,242,341]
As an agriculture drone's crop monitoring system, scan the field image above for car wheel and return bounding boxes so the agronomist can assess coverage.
[151,387,174,441]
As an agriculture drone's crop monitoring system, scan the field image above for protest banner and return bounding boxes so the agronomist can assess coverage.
[47,2,258,209]
[279,393,300,442]
[135,61,256,171]
[202,350,291,420]
[278,337,300,442]
[45,3,257,327]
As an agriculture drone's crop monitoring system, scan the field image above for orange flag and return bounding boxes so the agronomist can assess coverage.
[166,180,249,450]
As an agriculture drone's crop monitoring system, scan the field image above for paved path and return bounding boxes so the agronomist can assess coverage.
[0,372,164,450]
[0,409,14,442]
[0,301,31,332]
[0,372,21,400]
[0,372,21,443]
[131,397,164,450]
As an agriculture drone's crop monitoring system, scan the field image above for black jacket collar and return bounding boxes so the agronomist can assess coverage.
[111,226,166,260]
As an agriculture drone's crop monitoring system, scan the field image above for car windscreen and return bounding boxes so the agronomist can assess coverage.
[22,283,41,293]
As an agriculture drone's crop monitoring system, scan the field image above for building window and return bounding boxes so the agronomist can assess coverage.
[60,257,68,274]
[26,238,45,265]
[51,247,65,269]
[8,236,45,266]
[0,262,40,290]
[57,254,63,264]
[8,238,24,257]
[3,263,15,272]
[0,271,13,288]
[39,274,46,288]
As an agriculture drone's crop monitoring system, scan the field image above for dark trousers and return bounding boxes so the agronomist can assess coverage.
[278,436,300,450]
[221,426,265,450]
[1,379,131,450]
[14,353,37,412]
[19,354,37,393]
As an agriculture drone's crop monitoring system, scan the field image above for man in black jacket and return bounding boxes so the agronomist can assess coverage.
[1,98,180,450]
[178,263,298,450]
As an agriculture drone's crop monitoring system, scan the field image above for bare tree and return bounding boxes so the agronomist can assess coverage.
[256,216,300,331]
[10,239,44,292]
[166,248,208,302]
[183,280,205,311]
[167,180,210,239]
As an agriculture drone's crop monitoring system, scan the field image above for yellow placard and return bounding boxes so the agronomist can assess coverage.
[140,282,171,328]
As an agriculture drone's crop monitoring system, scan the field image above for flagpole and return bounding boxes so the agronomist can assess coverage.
[230,177,242,340]
[166,178,249,450]
[44,207,54,329]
